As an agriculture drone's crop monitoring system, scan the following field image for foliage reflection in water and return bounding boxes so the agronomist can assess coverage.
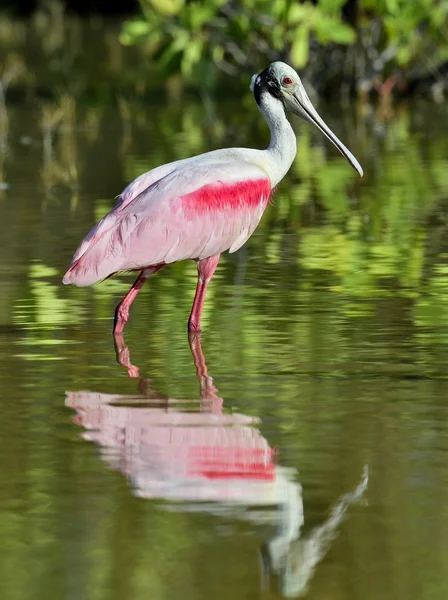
[67,334,368,598]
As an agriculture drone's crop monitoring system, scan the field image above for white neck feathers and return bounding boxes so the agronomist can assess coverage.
[257,93,297,187]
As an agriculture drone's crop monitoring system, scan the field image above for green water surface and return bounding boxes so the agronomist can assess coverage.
[0,96,447,600]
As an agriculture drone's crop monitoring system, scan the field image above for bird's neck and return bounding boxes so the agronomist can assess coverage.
[259,94,297,187]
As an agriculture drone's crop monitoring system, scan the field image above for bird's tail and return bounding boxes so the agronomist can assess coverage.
[63,214,121,286]
[63,258,106,286]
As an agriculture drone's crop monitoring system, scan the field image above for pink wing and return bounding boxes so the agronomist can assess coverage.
[115,157,186,211]
[63,160,271,286]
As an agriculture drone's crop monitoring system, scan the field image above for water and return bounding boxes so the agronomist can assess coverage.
[0,96,447,600]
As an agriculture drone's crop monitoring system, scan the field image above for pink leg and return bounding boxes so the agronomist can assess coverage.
[188,255,221,333]
[113,265,163,335]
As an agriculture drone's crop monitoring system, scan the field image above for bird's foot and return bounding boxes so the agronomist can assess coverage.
[113,303,130,335]
[187,321,202,334]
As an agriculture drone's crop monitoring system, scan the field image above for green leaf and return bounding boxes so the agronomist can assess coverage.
[318,0,347,14]
[211,43,224,64]
[272,25,284,51]
[287,3,312,25]
[397,44,412,65]
[233,14,251,36]
[160,30,190,64]
[181,39,204,77]
[385,0,400,15]
[325,21,356,45]
[148,0,185,17]
[313,14,355,45]
[291,25,310,67]
[119,19,151,46]
[187,4,218,31]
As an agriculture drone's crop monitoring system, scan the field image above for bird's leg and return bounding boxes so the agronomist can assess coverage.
[188,255,221,333]
[113,265,163,335]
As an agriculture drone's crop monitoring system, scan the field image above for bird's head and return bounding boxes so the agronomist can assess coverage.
[250,61,363,177]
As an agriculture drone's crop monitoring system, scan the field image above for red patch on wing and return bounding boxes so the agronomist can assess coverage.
[181,178,271,216]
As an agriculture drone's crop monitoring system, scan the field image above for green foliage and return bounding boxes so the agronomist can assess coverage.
[0,0,446,100]
[120,0,356,83]
[120,0,448,94]
[360,0,448,82]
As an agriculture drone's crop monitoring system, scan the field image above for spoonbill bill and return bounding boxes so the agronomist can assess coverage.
[63,61,363,334]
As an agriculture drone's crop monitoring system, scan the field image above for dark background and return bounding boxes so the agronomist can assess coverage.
[0,0,139,15]
[4,0,359,21]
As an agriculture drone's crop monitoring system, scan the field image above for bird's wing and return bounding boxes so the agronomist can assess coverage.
[63,159,271,286]
[114,158,188,211]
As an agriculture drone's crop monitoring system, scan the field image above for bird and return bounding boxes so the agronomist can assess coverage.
[63,61,363,334]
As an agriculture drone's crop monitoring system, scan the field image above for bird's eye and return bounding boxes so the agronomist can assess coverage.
[282,76,294,86]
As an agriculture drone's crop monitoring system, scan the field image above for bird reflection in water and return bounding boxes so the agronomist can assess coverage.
[66,334,368,597]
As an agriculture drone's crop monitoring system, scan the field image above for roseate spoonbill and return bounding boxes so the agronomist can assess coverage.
[63,61,363,333]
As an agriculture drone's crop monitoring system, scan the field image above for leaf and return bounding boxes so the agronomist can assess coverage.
[160,29,190,65]
[291,25,310,67]
[149,0,185,17]
[287,3,312,25]
[159,48,184,77]
[233,14,251,36]
[272,25,284,50]
[119,19,151,46]
[211,43,224,63]
[181,39,204,77]
[326,21,356,44]
[313,15,356,45]
[396,44,412,66]
[318,0,347,14]
[272,0,289,21]
[385,0,400,15]
[187,4,218,31]
[431,2,448,27]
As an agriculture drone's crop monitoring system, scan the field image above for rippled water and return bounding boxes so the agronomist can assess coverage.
[0,97,447,600]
